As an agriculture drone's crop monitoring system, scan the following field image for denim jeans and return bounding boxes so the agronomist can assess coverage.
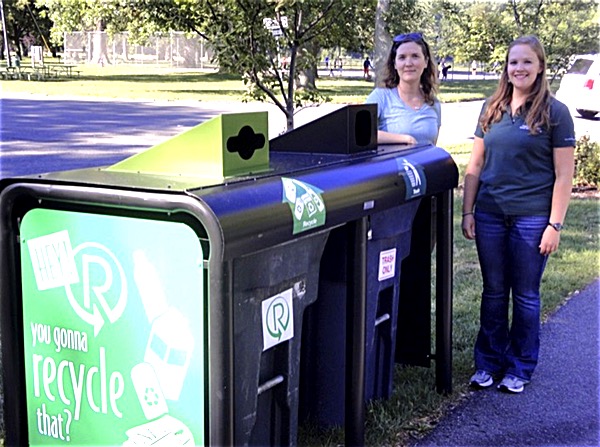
[474,210,549,381]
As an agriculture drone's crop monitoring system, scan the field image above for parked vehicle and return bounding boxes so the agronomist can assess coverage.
[556,54,600,119]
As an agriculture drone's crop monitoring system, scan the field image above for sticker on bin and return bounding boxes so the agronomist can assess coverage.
[396,158,427,200]
[378,248,397,281]
[262,288,294,351]
[27,230,79,291]
[281,177,326,235]
[19,209,205,445]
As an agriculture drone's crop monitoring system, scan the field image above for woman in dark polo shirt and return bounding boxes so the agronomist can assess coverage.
[461,36,576,394]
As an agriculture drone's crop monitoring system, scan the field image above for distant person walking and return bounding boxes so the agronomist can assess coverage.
[441,63,450,80]
[336,57,343,76]
[471,60,477,77]
[363,56,374,79]
[462,35,576,394]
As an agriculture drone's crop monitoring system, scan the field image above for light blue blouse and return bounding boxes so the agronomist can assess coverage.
[365,87,441,145]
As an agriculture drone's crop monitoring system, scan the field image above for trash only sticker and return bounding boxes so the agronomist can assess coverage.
[397,158,427,200]
[20,208,205,446]
[281,177,326,235]
[378,248,397,281]
[262,288,294,351]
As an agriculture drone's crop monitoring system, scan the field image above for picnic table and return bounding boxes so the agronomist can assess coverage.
[0,66,20,80]
[1,63,81,81]
[46,63,80,78]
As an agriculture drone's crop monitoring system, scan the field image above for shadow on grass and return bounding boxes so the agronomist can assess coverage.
[439,79,498,98]
[53,72,501,104]
[318,84,373,97]
[84,71,242,83]
[319,78,499,102]
[162,89,244,96]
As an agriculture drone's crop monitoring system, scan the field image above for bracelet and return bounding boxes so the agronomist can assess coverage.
[462,211,474,217]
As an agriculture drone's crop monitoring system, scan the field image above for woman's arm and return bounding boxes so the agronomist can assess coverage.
[539,146,575,255]
[377,130,417,145]
[461,136,485,240]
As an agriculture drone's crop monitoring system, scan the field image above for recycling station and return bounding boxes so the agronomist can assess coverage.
[0,104,458,446]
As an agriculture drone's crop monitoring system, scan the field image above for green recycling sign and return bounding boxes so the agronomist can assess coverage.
[19,208,205,446]
[281,177,326,235]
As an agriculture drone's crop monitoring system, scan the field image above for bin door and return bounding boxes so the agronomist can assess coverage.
[396,198,433,367]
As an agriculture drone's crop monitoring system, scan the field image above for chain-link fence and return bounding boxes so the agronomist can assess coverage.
[63,31,215,68]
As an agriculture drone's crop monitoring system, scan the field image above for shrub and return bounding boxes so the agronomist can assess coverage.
[574,135,600,188]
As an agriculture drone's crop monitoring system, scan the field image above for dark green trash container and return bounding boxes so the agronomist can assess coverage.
[0,105,457,446]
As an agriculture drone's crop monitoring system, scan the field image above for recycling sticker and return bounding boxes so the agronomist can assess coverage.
[261,288,294,351]
[396,158,427,200]
[281,177,326,235]
[20,208,205,446]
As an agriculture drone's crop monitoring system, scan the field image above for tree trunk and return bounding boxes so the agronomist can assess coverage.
[374,0,391,86]
[91,19,111,65]
[286,105,294,132]
[296,41,318,89]
[297,67,317,89]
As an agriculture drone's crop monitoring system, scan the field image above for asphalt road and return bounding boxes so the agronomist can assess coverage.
[411,279,599,447]
[2,92,598,180]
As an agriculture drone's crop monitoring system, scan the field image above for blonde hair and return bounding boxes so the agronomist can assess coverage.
[480,35,551,134]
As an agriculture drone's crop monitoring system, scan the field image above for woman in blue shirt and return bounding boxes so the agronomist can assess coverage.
[366,33,441,145]
[462,36,575,394]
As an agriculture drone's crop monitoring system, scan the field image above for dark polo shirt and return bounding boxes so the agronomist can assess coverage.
[474,97,575,215]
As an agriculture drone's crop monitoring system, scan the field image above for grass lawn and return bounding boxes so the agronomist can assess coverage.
[1,60,502,104]
[0,63,597,446]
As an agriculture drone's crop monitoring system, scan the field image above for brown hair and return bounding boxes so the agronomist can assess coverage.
[480,35,551,134]
[380,34,439,106]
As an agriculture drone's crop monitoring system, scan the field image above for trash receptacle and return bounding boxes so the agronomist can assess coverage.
[300,196,455,429]
[269,105,459,429]
[298,201,419,427]
[1,105,457,446]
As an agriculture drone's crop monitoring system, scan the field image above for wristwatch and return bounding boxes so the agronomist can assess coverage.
[548,222,564,232]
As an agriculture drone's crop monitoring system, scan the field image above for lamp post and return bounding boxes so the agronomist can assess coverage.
[0,0,12,67]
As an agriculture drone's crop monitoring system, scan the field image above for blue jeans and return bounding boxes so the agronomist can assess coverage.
[474,210,549,381]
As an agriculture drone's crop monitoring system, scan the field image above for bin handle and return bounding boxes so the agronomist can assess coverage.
[257,375,285,395]
[374,313,391,327]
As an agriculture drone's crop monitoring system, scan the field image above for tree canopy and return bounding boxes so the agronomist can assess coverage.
[2,0,598,128]
[0,0,54,60]
[430,0,599,76]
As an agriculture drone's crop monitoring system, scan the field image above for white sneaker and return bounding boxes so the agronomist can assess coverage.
[470,370,494,389]
[497,375,528,393]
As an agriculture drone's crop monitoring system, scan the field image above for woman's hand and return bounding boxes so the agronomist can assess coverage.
[402,134,417,145]
[462,137,484,241]
[461,214,476,240]
[539,225,561,255]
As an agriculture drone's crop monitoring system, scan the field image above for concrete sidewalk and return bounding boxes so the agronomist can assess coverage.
[411,279,600,447]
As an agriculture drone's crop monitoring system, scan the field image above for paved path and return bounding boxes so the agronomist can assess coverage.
[411,279,600,447]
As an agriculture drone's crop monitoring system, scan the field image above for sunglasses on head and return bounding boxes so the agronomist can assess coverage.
[393,32,423,43]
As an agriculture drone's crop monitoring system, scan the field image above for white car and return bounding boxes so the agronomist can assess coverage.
[556,54,600,119]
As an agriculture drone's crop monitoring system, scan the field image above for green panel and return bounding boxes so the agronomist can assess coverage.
[107,112,269,179]
[20,208,205,446]
[221,112,270,177]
